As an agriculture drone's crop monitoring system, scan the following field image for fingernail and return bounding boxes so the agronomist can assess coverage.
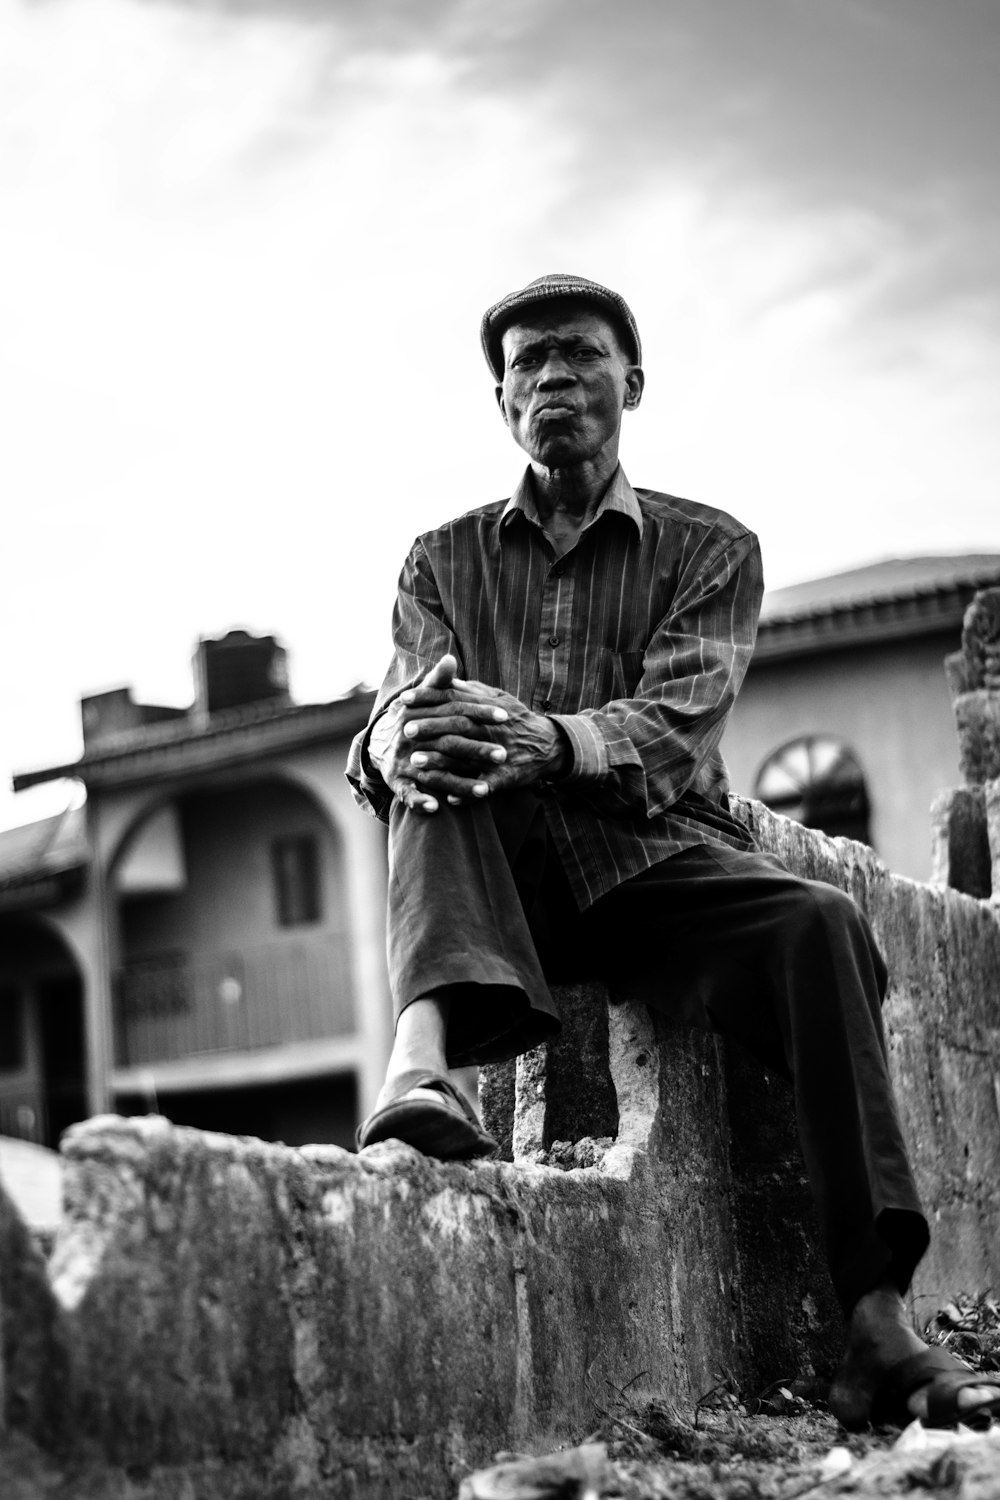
[490,748,505,762]
[410,752,427,766]
[492,708,508,721]
[473,782,489,796]
[447,795,461,805]
[400,691,414,704]
[404,722,418,737]
[422,798,438,812]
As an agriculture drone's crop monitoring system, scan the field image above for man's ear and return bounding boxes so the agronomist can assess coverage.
[623,365,645,411]
[496,385,509,425]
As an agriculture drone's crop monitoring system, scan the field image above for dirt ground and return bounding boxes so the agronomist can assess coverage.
[459,1409,1000,1498]
[460,1295,1000,1499]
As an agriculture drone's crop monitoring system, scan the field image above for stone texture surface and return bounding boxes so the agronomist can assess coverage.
[733,798,1000,1319]
[1,801,999,1498]
[39,1102,738,1497]
[930,786,991,899]
[937,588,1000,899]
[955,692,1000,786]
[0,1178,69,1449]
[987,777,1000,903]
[960,587,1000,692]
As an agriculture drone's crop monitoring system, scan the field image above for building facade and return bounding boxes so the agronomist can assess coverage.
[2,631,390,1152]
[723,554,1000,880]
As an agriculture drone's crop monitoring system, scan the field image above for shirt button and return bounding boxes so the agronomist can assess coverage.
[548,634,560,647]
[541,698,552,712]
[552,564,564,577]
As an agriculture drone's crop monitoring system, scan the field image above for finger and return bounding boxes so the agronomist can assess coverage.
[449,677,503,700]
[404,714,497,744]
[409,768,493,799]
[398,686,453,708]
[422,653,458,691]
[389,776,440,814]
[408,753,479,775]
[401,703,508,729]
[418,762,529,800]
[410,740,506,769]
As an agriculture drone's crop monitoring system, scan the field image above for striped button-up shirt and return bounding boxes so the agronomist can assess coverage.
[347,466,764,908]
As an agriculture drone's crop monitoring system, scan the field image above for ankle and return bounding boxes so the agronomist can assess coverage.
[846,1283,921,1357]
[385,1045,448,1083]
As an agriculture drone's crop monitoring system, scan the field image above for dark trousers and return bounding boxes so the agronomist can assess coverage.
[387,792,929,1314]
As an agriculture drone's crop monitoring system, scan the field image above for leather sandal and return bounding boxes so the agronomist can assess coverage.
[356,1069,497,1160]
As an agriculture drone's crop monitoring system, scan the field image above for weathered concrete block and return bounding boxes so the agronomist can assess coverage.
[954,691,1000,784]
[944,648,970,700]
[722,1046,843,1391]
[41,1046,744,1498]
[483,976,843,1394]
[0,1178,69,1449]
[960,586,1000,692]
[987,777,1000,905]
[930,786,991,898]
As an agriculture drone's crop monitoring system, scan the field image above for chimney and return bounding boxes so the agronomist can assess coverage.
[80,687,142,749]
[192,630,291,721]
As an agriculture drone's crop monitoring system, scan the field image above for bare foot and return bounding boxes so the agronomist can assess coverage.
[830,1286,1000,1428]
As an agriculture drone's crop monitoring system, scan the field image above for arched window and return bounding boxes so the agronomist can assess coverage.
[754,735,872,845]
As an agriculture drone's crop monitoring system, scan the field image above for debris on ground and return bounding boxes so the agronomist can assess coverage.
[458,1294,1000,1500]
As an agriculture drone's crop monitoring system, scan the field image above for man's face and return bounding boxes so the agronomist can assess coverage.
[497,303,643,470]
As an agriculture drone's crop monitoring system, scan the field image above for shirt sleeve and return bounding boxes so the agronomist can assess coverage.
[547,530,764,819]
[345,539,462,821]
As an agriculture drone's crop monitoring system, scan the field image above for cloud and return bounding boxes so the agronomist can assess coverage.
[14,0,998,344]
[190,0,1000,344]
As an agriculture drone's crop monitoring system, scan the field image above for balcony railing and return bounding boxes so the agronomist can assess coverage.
[115,934,354,1068]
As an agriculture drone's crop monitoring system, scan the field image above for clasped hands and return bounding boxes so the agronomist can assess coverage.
[368,653,568,814]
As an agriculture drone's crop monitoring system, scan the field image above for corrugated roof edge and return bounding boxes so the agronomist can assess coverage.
[759,555,1000,628]
[0,806,89,887]
[12,690,377,793]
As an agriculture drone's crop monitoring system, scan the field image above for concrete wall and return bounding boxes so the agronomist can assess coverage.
[1,800,998,1499]
[724,630,960,881]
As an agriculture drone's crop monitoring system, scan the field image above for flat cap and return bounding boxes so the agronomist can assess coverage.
[480,273,642,381]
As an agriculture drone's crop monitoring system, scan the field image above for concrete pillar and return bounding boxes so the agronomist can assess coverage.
[929,786,991,898]
[81,800,114,1117]
[936,587,1000,901]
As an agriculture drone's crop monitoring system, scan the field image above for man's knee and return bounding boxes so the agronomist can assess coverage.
[777,874,886,991]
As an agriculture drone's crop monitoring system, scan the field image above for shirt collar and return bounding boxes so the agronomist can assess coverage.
[500,464,644,540]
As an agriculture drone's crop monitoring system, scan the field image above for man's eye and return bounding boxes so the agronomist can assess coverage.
[513,356,538,368]
[573,348,599,359]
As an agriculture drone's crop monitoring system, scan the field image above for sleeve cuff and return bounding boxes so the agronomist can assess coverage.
[346,718,393,823]
[547,712,609,784]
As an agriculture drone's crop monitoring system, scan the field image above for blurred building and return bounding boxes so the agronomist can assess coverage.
[1,631,389,1152]
[723,554,1000,879]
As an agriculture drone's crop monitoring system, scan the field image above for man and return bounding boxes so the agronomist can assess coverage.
[346,273,1000,1430]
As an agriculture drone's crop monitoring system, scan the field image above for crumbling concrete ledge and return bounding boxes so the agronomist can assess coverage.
[26,1010,742,1498]
[2,801,999,1499]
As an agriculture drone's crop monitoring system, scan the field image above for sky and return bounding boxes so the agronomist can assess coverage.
[2,0,999,832]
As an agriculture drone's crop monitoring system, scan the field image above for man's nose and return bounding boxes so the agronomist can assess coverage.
[536,354,575,387]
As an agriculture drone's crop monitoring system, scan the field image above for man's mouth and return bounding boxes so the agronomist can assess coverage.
[535,404,577,419]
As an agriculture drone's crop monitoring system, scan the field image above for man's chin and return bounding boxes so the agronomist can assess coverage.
[524,436,593,469]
